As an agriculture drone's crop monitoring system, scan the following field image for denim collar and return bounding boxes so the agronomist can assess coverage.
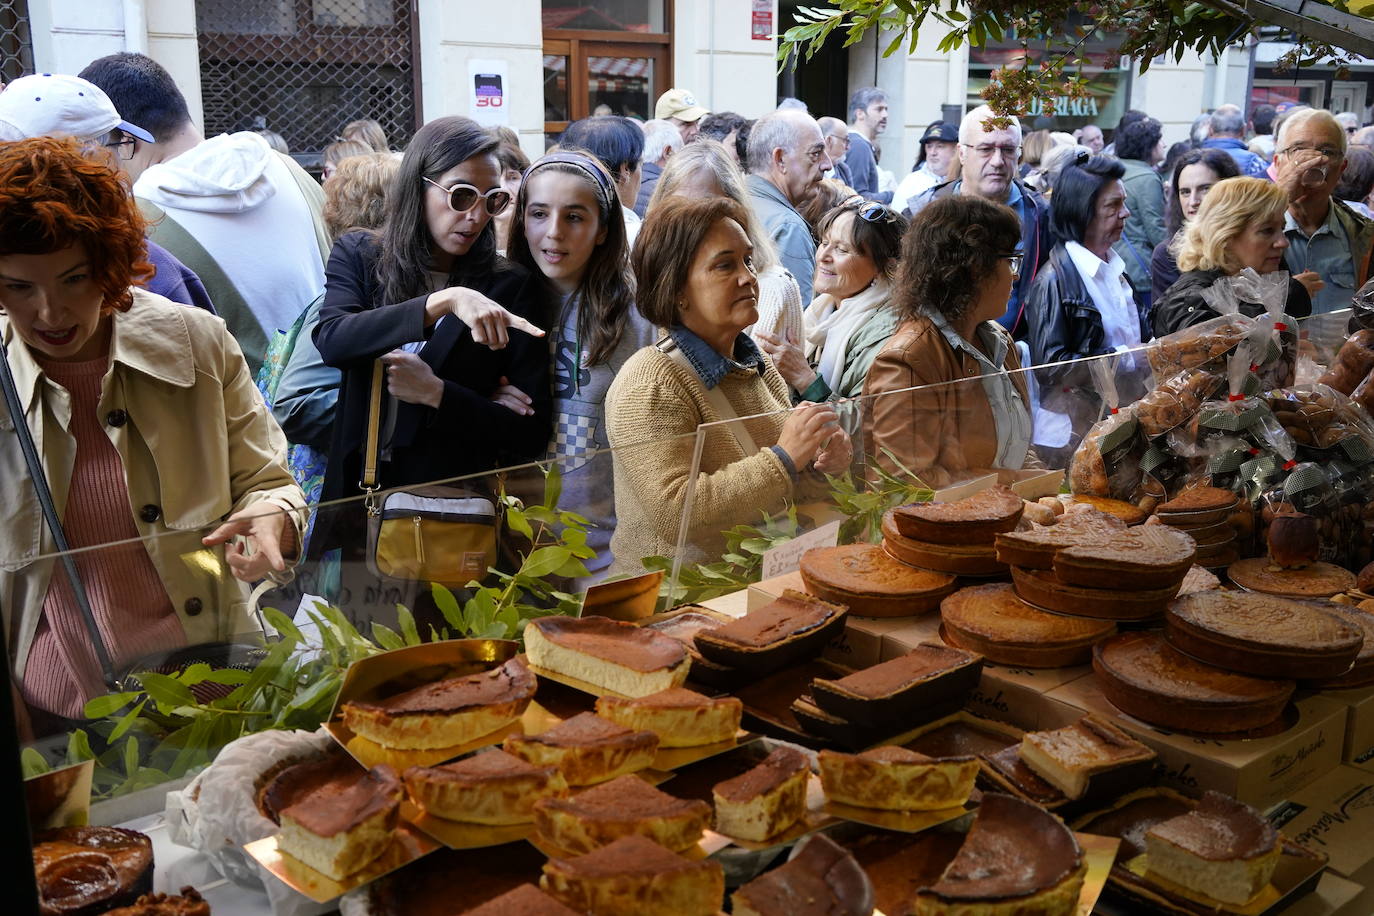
[667,325,766,390]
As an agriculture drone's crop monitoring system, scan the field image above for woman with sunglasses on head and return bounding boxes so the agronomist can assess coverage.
[756,199,907,403]
[313,117,552,624]
[863,195,1040,486]
[506,150,654,583]
[1149,149,1240,305]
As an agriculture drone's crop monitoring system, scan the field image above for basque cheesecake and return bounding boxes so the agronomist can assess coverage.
[1093,632,1295,733]
[732,834,875,916]
[1166,590,1364,680]
[810,643,982,727]
[341,657,536,750]
[1018,716,1155,801]
[595,687,742,748]
[33,826,154,916]
[941,583,1116,668]
[1051,525,1196,591]
[463,884,581,915]
[994,508,1127,569]
[402,748,568,824]
[271,756,402,881]
[695,589,848,674]
[890,485,1025,544]
[712,746,811,842]
[503,712,658,786]
[523,615,690,698]
[1010,566,1177,621]
[540,835,724,916]
[818,746,978,811]
[533,774,710,854]
[914,793,1086,915]
[801,543,957,616]
[1227,557,1358,599]
[1144,791,1280,906]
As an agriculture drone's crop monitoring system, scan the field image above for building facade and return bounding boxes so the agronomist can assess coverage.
[12,1,1371,175]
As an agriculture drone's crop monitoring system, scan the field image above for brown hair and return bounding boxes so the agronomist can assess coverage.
[897,194,1021,323]
[633,196,750,327]
[799,177,854,239]
[323,152,399,243]
[341,118,388,153]
[322,138,372,172]
[0,136,152,313]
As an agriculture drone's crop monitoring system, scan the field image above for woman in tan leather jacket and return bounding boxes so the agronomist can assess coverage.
[862,195,1040,486]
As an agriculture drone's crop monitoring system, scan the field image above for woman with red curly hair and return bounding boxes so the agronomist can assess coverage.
[0,137,306,732]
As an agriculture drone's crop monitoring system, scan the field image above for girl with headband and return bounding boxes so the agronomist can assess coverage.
[508,150,654,584]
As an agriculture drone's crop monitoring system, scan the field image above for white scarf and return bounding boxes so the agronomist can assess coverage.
[804,278,893,394]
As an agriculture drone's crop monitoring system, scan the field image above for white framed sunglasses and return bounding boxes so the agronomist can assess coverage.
[423,177,513,215]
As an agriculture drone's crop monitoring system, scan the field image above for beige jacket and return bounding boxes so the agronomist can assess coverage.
[0,289,306,679]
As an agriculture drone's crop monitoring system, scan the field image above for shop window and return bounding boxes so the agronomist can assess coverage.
[542,0,666,33]
[0,0,34,83]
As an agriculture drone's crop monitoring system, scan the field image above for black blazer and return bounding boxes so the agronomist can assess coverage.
[312,231,552,513]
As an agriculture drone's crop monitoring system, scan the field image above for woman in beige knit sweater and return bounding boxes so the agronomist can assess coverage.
[604,197,850,573]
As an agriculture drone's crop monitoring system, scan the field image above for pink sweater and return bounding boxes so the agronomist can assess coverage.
[22,354,185,719]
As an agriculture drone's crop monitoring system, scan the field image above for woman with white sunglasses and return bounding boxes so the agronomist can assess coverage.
[313,117,552,625]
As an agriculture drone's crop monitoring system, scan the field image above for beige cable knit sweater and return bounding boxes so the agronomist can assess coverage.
[604,345,794,574]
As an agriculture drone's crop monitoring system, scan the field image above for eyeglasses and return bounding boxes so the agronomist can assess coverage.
[827,134,851,148]
[104,138,136,161]
[1001,253,1022,276]
[423,177,513,215]
[962,143,1021,159]
[856,202,899,224]
[1277,145,1343,161]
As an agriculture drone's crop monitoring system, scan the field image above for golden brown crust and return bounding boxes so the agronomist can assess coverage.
[1051,526,1196,590]
[1227,558,1357,599]
[993,509,1128,569]
[880,512,1008,576]
[1010,566,1175,621]
[1064,495,1149,526]
[940,583,1115,668]
[595,689,742,749]
[534,775,710,853]
[540,836,724,916]
[890,486,1025,544]
[33,827,154,916]
[801,544,958,617]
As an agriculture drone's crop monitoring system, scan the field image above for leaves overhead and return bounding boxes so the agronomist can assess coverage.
[778,1,1364,118]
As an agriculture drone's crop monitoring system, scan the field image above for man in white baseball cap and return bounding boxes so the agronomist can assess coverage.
[654,88,709,145]
[0,72,215,313]
[0,73,155,154]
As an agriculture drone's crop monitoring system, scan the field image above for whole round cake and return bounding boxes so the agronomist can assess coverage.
[801,543,957,617]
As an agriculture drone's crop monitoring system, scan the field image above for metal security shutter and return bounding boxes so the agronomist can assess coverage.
[0,0,33,84]
[195,0,420,167]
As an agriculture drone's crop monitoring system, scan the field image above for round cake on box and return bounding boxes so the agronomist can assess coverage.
[801,543,957,617]
[940,582,1115,668]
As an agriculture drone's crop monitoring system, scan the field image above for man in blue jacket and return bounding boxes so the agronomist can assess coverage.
[1203,105,1269,178]
[844,87,893,203]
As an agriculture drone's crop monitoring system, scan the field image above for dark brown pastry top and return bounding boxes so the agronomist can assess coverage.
[714,746,809,803]
[100,887,210,916]
[514,712,655,749]
[1093,633,1295,704]
[1157,487,1240,514]
[1147,790,1277,861]
[1077,793,1194,859]
[1055,526,1196,570]
[272,757,401,837]
[734,834,874,916]
[530,615,687,672]
[538,774,709,820]
[905,722,1017,759]
[464,884,582,916]
[924,793,1082,900]
[697,590,843,649]
[1168,591,1363,653]
[801,544,956,596]
[545,834,707,878]
[345,657,536,716]
[33,826,154,916]
[820,643,977,698]
[895,486,1024,527]
[404,748,552,786]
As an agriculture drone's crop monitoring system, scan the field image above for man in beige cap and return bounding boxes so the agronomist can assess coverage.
[655,88,708,145]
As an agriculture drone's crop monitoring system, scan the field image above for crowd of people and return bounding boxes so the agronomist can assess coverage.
[1,53,1371,729]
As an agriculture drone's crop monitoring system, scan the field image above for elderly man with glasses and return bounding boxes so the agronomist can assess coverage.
[907,105,1052,340]
[1274,108,1374,327]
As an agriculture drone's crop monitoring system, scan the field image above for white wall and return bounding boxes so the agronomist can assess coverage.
[847,27,913,175]
[1130,51,1211,147]
[416,0,545,160]
[673,0,780,121]
[27,0,204,132]
[898,19,965,174]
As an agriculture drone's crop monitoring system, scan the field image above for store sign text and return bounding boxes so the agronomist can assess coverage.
[1027,96,1101,117]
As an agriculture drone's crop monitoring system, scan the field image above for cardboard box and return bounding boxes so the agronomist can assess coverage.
[880,618,1088,731]
[1319,684,1374,772]
[747,570,806,611]
[1049,677,1345,811]
[1270,765,1374,881]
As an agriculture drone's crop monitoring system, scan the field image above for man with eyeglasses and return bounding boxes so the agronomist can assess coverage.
[1274,108,1374,324]
[908,105,1051,340]
[746,108,833,304]
[0,73,215,315]
[844,87,893,204]
[81,52,331,375]
[818,117,854,188]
